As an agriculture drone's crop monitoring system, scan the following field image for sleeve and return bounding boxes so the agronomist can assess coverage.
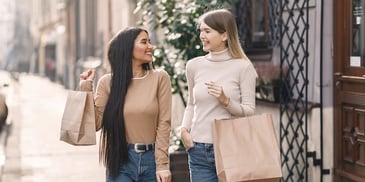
[93,75,110,131]
[180,62,194,130]
[225,63,257,117]
[79,80,93,91]
[155,71,172,171]
[79,75,110,131]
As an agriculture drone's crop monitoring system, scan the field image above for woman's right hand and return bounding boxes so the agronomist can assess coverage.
[180,127,194,150]
[80,69,95,81]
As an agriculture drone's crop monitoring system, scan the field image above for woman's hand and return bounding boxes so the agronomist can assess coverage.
[80,69,95,81]
[180,127,194,150]
[205,81,230,107]
[156,170,171,182]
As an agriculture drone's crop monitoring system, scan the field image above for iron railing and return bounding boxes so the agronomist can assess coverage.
[234,0,330,181]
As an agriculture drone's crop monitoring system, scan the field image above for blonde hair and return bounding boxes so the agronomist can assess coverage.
[198,9,249,60]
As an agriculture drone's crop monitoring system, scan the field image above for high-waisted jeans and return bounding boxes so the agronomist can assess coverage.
[187,142,218,182]
[106,149,156,182]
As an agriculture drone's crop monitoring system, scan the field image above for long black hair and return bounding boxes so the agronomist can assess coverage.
[100,27,152,178]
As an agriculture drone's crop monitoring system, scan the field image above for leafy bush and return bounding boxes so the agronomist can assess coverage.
[135,0,237,105]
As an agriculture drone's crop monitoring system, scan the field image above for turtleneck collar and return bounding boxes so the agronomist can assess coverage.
[205,48,232,62]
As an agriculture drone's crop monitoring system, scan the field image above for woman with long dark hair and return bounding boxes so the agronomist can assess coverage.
[80,27,172,182]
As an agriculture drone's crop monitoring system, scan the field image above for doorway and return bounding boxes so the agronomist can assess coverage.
[333,0,365,181]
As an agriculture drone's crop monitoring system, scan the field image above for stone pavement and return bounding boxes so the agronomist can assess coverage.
[0,71,105,182]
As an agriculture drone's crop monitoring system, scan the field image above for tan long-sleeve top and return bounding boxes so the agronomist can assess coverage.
[181,49,258,144]
[80,69,172,171]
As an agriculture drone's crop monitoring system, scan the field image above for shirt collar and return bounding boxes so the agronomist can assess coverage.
[205,48,232,62]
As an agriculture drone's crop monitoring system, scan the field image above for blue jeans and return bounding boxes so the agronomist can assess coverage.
[106,149,156,182]
[187,142,218,182]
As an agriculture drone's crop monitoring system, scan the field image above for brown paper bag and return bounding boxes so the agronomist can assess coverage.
[212,113,282,182]
[60,91,96,145]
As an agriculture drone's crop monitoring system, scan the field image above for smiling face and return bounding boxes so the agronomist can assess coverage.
[132,31,153,65]
[199,22,227,52]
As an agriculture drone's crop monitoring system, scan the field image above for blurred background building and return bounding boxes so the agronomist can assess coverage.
[1,0,32,73]
[0,0,141,89]
[27,0,140,89]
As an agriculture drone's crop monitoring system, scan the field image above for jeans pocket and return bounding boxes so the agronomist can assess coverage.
[186,145,194,153]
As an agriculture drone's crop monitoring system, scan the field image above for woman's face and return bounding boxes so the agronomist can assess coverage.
[199,22,227,52]
[132,31,153,65]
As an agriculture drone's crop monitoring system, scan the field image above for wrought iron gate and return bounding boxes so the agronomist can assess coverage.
[279,0,310,181]
[235,0,329,181]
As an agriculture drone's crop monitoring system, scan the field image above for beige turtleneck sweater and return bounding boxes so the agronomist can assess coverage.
[80,69,172,171]
[181,49,258,144]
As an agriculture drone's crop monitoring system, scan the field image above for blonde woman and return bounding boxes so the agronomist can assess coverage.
[180,9,258,182]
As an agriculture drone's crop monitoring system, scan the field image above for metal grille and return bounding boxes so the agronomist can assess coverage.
[235,0,281,49]
[269,0,281,47]
[234,0,312,181]
[234,0,252,49]
[279,0,310,181]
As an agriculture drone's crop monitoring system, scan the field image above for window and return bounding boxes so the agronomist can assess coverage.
[351,0,365,67]
[233,0,279,61]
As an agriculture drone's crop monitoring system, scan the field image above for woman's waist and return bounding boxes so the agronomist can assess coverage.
[192,113,231,124]
[126,134,156,144]
[190,127,214,144]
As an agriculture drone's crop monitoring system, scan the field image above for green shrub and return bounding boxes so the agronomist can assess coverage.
[135,0,237,105]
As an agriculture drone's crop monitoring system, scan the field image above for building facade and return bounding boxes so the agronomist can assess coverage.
[27,0,364,182]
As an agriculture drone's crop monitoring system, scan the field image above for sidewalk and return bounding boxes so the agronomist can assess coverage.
[0,72,105,182]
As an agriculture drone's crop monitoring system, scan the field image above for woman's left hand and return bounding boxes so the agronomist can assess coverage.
[80,69,95,81]
[156,170,171,182]
[206,81,230,107]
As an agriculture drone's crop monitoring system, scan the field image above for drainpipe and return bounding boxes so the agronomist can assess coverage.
[319,0,333,180]
[320,0,324,181]
[73,0,80,89]
[319,0,331,180]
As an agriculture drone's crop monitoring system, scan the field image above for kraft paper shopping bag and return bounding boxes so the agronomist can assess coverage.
[212,113,282,182]
[60,91,96,145]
